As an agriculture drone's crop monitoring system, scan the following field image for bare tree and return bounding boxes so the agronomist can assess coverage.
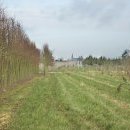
[0,5,40,91]
[41,44,54,75]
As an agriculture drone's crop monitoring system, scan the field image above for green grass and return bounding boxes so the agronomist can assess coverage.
[1,70,130,130]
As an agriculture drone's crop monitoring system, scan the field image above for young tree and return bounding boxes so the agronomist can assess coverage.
[41,44,54,75]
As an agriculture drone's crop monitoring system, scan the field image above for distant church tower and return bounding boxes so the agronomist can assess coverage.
[71,54,74,60]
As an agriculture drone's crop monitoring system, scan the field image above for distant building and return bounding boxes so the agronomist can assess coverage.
[54,54,83,68]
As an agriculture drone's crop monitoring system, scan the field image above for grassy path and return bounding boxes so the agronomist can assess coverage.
[2,72,130,130]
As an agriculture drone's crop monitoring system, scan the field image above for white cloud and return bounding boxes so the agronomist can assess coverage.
[4,0,130,58]
[7,0,130,31]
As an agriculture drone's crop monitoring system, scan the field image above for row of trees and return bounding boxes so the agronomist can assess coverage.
[83,49,130,67]
[82,50,130,77]
[0,6,40,91]
[83,55,121,66]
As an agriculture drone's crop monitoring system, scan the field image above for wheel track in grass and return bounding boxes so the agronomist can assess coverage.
[56,74,101,130]
[66,72,130,109]
[67,72,130,93]
[79,72,121,84]
[56,75,81,112]
[40,74,101,130]
[69,72,116,88]
[9,74,101,130]
[70,72,130,105]
[3,72,130,130]
[79,71,130,92]
[54,72,130,110]
[55,72,130,111]
[64,73,130,112]
[61,73,130,126]
[60,76,129,129]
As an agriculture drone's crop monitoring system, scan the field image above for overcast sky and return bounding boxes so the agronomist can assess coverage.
[3,0,130,59]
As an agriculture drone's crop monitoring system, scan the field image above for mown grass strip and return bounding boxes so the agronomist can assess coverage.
[4,72,130,130]
[67,72,130,103]
[63,73,130,118]
[9,75,99,130]
[58,73,130,130]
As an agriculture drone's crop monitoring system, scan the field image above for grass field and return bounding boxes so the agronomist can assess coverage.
[1,70,130,130]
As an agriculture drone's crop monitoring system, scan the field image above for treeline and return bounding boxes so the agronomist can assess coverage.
[83,49,130,66]
[83,55,121,66]
[0,6,40,91]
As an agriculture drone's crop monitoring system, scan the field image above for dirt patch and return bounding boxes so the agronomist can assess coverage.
[0,112,11,130]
